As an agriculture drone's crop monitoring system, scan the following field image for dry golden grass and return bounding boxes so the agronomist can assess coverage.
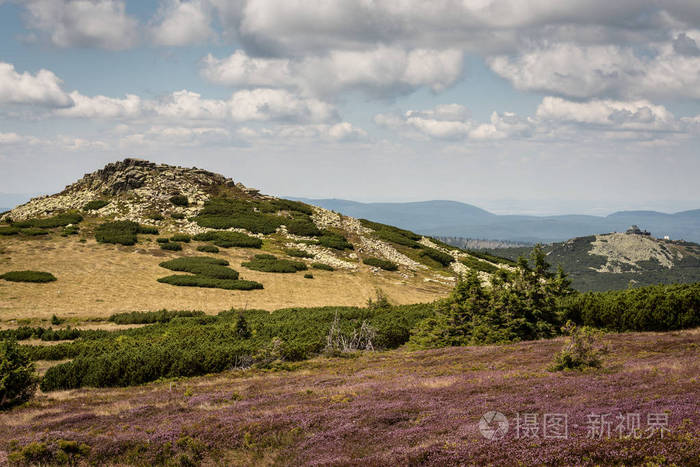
[0,235,450,320]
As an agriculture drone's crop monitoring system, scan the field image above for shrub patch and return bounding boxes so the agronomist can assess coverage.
[1,271,56,283]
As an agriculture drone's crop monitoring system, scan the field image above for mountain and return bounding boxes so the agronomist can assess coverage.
[297,198,700,243]
[0,158,511,320]
[489,233,700,292]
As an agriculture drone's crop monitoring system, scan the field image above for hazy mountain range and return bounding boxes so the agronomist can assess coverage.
[295,199,700,243]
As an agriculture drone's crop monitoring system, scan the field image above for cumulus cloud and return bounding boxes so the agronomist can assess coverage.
[150,0,214,46]
[56,92,142,118]
[22,0,139,50]
[202,47,463,97]
[0,62,72,107]
[488,40,700,100]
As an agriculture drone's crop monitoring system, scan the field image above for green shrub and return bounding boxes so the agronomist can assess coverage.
[83,200,109,211]
[0,271,56,283]
[318,232,353,250]
[549,322,607,371]
[419,247,454,266]
[156,237,170,243]
[96,221,137,245]
[242,254,308,273]
[196,214,282,234]
[148,213,165,221]
[286,219,322,237]
[109,310,205,324]
[363,257,398,271]
[158,275,262,290]
[271,199,314,215]
[61,225,79,236]
[311,263,334,271]
[171,234,191,243]
[171,212,186,220]
[20,227,48,236]
[467,250,516,266]
[51,314,63,325]
[14,212,83,229]
[160,242,182,251]
[284,248,314,258]
[170,195,189,207]
[460,255,500,274]
[304,273,314,279]
[0,339,38,408]
[160,257,239,279]
[192,231,262,248]
[376,229,421,248]
[139,225,159,235]
[559,282,700,332]
[196,245,219,253]
[0,226,19,236]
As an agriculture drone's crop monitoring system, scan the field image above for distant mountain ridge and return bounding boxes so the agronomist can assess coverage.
[294,198,700,243]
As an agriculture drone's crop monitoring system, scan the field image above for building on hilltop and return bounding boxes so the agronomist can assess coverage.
[626,225,651,236]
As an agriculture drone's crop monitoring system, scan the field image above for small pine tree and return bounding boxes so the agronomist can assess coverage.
[234,314,251,339]
[0,339,38,408]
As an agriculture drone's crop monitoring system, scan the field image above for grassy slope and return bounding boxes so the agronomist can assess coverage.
[0,328,697,465]
[0,235,451,320]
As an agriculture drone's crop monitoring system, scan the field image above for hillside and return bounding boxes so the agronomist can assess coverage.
[0,159,514,320]
[299,198,700,243]
[490,232,700,292]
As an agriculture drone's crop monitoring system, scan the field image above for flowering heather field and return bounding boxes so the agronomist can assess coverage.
[0,329,698,466]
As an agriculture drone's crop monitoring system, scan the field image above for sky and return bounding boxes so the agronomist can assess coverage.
[0,0,699,215]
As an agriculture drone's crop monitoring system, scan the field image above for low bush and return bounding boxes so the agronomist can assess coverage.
[0,226,19,236]
[158,275,263,290]
[20,227,48,236]
[242,254,307,273]
[160,257,238,279]
[95,221,158,245]
[376,229,421,248]
[549,322,607,371]
[467,249,516,266]
[271,199,314,215]
[0,271,56,283]
[171,212,186,220]
[318,232,353,250]
[83,200,109,211]
[0,339,38,408]
[363,257,398,271]
[156,237,170,243]
[284,248,314,258]
[160,242,182,251]
[312,263,334,271]
[14,212,83,229]
[192,231,262,248]
[460,255,500,274]
[559,282,700,332]
[286,219,322,237]
[304,273,314,279]
[196,245,219,253]
[148,213,165,221]
[419,247,454,266]
[61,225,79,236]
[109,310,205,324]
[170,195,189,207]
[171,234,191,243]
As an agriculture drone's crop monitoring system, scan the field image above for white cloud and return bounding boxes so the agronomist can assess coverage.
[0,62,72,107]
[201,47,463,97]
[22,0,139,50]
[227,88,336,122]
[150,0,214,46]
[488,40,700,100]
[0,132,24,144]
[56,92,142,118]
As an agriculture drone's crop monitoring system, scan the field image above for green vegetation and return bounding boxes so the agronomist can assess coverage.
[559,282,700,331]
[192,231,262,248]
[13,212,83,229]
[8,440,90,465]
[159,242,182,251]
[286,219,322,237]
[0,271,56,283]
[158,256,262,291]
[304,273,314,279]
[317,231,353,250]
[467,249,516,266]
[171,212,186,220]
[156,237,170,243]
[196,245,219,253]
[95,221,158,245]
[83,200,109,211]
[459,255,500,274]
[409,247,572,348]
[19,227,48,236]
[360,219,421,248]
[0,226,19,236]
[148,213,165,221]
[61,225,79,236]
[0,339,38,409]
[109,310,206,325]
[171,234,191,243]
[170,195,189,207]
[242,254,308,273]
[37,303,433,390]
[312,263,334,271]
[284,248,314,259]
[419,247,454,266]
[363,257,398,271]
[549,322,607,371]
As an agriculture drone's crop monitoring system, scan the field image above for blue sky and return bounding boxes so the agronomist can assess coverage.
[1,1,699,215]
